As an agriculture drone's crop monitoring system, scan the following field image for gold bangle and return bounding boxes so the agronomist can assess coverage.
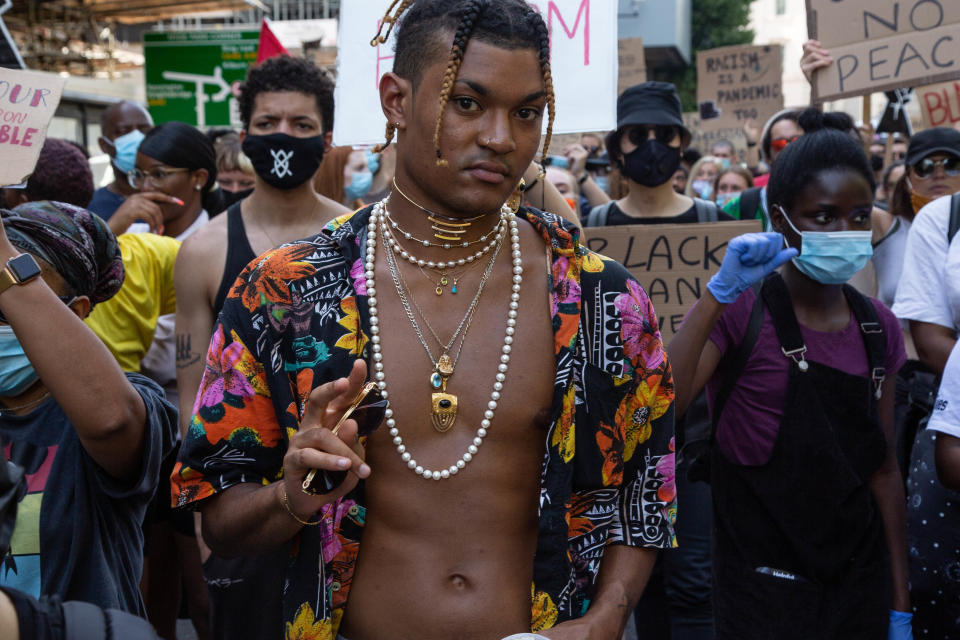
[278,483,320,526]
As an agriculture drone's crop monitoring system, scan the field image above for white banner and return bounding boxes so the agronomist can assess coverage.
[333,0,617,147]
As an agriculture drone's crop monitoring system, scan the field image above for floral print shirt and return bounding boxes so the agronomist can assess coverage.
[171,206,676,638]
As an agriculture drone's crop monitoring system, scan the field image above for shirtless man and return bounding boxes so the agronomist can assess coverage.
[172,2,675,638]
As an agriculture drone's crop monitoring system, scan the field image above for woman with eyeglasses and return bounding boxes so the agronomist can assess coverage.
[108,122,220,239]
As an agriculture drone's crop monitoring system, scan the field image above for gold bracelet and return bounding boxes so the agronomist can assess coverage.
[278,483,320,526]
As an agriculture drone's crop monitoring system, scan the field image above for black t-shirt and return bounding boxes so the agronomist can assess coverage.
[604,201,735,225]
[0,373,176,614]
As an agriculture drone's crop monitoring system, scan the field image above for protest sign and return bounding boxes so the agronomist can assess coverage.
[917,79,960,128]
[144,30,259,129]
[695,44,783,160]
[581,219,762,341]
[334,0,618,146]
[0,68,65,187]
[806,0,960,102]
[618,37,647,95]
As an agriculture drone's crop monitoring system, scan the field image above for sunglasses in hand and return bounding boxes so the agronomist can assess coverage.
[301,381,388,496]
[912,156,960,179]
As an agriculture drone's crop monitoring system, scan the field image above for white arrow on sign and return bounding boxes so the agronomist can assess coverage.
[161,66,231,128]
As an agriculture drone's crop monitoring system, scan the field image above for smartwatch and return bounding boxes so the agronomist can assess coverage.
[0,254,41,296]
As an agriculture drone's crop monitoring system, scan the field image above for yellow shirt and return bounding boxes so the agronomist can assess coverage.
[86,233,180,372]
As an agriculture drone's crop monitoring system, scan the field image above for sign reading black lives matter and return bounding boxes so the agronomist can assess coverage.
[807,0,960,102]
[695,44,783,160]
[581,220,762,342]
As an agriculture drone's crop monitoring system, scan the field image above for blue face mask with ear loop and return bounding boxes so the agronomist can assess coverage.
[0,325,39,397]
[109,129,146,174]
[777,205,873,285]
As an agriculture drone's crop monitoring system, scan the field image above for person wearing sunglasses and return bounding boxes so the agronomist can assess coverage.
[584,82,731,228]
[0,201,175,612]
[889,125,960,638]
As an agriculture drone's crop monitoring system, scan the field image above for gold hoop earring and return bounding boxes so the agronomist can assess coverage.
[507,178,525,214]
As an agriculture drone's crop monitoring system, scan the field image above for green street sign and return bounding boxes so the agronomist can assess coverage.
[144,30,259,129]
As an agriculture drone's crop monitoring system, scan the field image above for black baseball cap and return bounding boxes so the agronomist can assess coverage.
[616,82,691,147]
[906,127,960,166]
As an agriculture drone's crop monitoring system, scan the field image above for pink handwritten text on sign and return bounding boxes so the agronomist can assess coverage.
[372,0,591,89]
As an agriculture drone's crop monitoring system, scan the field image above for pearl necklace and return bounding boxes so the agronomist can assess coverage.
[365,199,523,480]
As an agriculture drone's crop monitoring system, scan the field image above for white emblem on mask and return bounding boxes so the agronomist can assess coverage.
[269,149,294,179]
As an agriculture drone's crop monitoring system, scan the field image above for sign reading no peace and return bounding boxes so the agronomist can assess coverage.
[334,0,618,147]
[807,0,960,102]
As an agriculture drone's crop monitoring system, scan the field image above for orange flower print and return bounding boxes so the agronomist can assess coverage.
[334,297,369,356]
[551,384,576,462]
[595,420,625,486]
[232,243,317,313]
[531,584,559,631]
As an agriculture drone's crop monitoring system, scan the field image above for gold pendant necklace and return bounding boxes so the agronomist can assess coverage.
[429,354,458,432]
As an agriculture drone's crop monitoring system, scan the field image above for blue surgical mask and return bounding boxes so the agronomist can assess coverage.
[779,207,873,285]
[718,158,732,170]
[716,191,739,208]
[365,150,380,175]
[111,129,145,174]
[692,179,713,200]
[0,325,38,396]
[594,175,610,194]
[345,171,373,201]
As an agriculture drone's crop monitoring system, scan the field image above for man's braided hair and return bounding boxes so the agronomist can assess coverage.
[372,0,556,168]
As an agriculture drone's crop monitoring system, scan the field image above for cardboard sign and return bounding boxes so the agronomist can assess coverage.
[334,0,618,146]
[144,30,259,129]
[917,79,960,128]
[618,37,647,95]
[581,219,762,341]
[0,68,65,187]
[695,44,783,160]
[806,0,960,102]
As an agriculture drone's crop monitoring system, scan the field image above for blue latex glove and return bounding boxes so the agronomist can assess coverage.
[889,610,913,640]
[706,232,798,304]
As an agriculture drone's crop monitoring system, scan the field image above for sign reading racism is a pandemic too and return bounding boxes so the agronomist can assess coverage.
[0,67,65,187]
[581,220,762,342]
[806,0,960,102]
[334,0,618,146]
[695,44,783,160]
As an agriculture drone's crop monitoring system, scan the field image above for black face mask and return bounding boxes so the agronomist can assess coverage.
[241,133,325,190]
[620,139,682,188]
[870,153,884,173]
[221,186,254,209]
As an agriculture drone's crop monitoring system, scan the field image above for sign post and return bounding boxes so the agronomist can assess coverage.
[0,68,65,187]
[144,30,259,129]
[581,220,762,341]
[806,0,960,102]
[333,0,619,146]
[695,44,783,160]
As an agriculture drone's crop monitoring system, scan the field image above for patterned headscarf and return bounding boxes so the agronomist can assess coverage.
[2,201,124,308]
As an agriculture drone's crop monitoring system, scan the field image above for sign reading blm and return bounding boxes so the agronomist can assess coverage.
[807,0,960,102]
[695,44,783,160]
[144,31,259,129]
[581,220,762,342]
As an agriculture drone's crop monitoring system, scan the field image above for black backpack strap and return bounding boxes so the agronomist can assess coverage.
[694,197,720,222]
[949,193,960,243]
[739,187,762,221]
[711,284,766,426]
[585,201,613,227]
[760,272,810,372]
[842,284,888,400]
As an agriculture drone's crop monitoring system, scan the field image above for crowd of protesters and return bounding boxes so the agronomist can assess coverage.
[0,2,957,639]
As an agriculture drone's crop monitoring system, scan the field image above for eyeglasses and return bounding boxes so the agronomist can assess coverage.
[301,381,388,495]
[0,295,76,325]
[770,135,801,152]
[912,156,960,179]
[127,167,190,190]
[626,124,681,146]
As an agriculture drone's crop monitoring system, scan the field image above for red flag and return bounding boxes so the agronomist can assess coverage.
[256,19,288,64]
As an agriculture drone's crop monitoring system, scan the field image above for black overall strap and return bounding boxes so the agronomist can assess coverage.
[760,273,809,371]
[842,284,887,400]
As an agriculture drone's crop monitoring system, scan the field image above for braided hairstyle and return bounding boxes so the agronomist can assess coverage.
[372,0,556,167]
